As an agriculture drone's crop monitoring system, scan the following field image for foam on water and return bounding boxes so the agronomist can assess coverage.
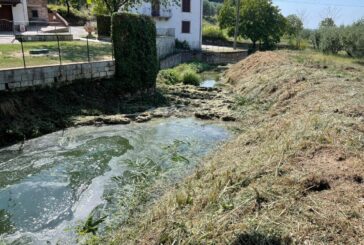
[0,118,229,244]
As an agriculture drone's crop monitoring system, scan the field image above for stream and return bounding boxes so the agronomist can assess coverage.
[0,118,230,244]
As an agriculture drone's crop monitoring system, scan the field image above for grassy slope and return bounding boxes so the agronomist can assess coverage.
[109,50,364,244]
[0,41,112,69]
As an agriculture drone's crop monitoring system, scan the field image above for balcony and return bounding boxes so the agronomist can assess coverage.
[0,0,21,5]
[141,7,172,20]
[156,28,175,37]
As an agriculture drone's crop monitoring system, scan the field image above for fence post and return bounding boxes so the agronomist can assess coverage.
[111,39,114,60]
[87,36,90,63]
[56,34,62,65]
[20,36,26,68]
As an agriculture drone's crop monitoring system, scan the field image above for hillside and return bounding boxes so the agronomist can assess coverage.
[109,50,364,244]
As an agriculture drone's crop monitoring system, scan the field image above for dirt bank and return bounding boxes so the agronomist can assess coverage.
[0,79,236,148]
[109,50,364,244]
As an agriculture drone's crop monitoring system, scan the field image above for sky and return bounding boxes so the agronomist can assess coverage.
[271,0,364,29]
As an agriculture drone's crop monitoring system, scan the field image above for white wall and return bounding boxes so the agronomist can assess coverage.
[132,0,202,50]
[12,0,29,25]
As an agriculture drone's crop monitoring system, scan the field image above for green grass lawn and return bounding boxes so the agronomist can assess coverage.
[0,41,112,69]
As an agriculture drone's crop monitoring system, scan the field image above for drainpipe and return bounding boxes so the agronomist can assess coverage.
[199,0,202,50]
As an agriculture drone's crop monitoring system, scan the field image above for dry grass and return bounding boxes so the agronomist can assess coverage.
[108,50,364,244]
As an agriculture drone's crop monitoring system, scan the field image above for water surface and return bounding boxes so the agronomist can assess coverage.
[0,118,229,244]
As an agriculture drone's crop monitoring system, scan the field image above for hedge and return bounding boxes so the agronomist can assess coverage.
[112,13,158,92]
[96,15,111,37]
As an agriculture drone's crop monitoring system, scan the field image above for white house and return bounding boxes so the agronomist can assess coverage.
[132,0,203,50]
[0,0,48,32]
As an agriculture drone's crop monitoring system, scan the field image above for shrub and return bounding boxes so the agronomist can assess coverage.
[310,30,321,49]
[202,25,227,41]
[175,39,190,50]
[342,20,364,58]
[181,71,201,86]
[318,27,343,54]
[112,13,158,92]
[157,70,179,85]
[96,15,111,37]
[158,62,206,86]
[48,4,89,25]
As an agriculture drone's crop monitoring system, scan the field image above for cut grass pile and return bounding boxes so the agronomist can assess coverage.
[0,41,112,69]
[109,50,364,244]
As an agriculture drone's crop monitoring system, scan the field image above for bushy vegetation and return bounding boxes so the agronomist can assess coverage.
[175,39,190,50]
[181,71,201,86]
[157,62,211,86]
[112,13,158,92]
[219,0,286,49]
[203,25,227,42]
[311,18,364,57]
[48,4,89,25]
[96,15,111,37]
[203,0,222,17]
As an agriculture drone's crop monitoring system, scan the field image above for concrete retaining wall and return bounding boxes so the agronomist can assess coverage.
[160,49,248,69]
[0,49,247,92]
[156,36,175,59]
[0,60,114,91]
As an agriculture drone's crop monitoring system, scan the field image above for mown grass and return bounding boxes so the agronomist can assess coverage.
[0,41,112,69]
[107,49,364,244]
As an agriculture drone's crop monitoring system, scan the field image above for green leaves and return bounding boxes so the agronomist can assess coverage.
[218,0,286,49]
[79,215,107,235]
[112,13,158,92]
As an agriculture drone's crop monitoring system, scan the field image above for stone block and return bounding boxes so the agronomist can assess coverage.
[8,82,21,89]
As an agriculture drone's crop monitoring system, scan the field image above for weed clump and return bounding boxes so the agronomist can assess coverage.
[158,62,210,86]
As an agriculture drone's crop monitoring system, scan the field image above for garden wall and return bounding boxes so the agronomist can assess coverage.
[16,33,73,42]
[0,60,114,91]
[0,50,247,91]
[156,36,175,59]
[160,50,248,69]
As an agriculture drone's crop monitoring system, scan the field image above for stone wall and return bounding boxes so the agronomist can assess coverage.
[16,33,73,42]
[160,49,248,69]
[0,60,114,91]
[27,0,48,21]
[0,49,247,92]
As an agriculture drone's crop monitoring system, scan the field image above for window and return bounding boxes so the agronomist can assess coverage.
[181,21,190,33]
[182,0,191,12]
[151,0,160,16]
[32,10,39,18]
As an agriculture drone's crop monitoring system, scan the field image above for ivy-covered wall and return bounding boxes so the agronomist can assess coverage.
[112,13,158,92]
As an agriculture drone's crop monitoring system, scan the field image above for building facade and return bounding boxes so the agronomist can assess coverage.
[0,0,47,31]
[133,0,203,50]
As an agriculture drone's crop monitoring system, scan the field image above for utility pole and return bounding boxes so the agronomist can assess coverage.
[233,0,241,50]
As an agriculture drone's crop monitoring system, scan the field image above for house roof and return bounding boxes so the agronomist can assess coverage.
[0,0,21,5]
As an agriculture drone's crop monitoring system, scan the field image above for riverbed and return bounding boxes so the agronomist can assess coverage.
[0,118,230,244]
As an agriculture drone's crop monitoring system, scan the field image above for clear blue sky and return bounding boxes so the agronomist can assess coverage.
[272,0,364,29]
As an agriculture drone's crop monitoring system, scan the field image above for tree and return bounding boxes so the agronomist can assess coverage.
[286,14,304,48]
[286,14,303,37]
[320,17,336,28]
[203,0,217,17]
[219,0,286,49]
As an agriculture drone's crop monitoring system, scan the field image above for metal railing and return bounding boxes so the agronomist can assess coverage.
[141,6,173,18]
[0,20,113,70]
